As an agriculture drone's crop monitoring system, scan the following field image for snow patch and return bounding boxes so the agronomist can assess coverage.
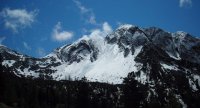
[117,24,136,30]
[176,31,187,38]
[192,74,200,87]
[136,71,147,84]
[17,67,39,78]
[188,78,198,91]
[167,52,181,60]
[2,60,16,67]
[175,95,187,108]
[160,63,179,71]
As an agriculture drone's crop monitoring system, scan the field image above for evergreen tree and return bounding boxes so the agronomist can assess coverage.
[123,72,144,108]
[76,77,89,108]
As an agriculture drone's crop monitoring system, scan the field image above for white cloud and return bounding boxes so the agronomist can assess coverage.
[88,15,96,24]
[52,22,73,42]
[73,0,112,38]
[0,37,6,45]
[0,8,38,33]
[23,42,31,50]
[83,22,112,40]
[179,0,192,7]
[103,22,112,34]
[73,0,89,14]
[78,22,112,51]
[36,47,46,57]
[73,0,97,25]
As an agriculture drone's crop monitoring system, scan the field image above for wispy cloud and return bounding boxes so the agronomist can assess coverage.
[73,0,113,39]
[73,0,89,14]
[73,0,97,25]
[179,0,192,7]
[79,22,112,49]
[84,22,112,39]
[0,8,38,33]
[23,42,31,50]
[36,47,46,57]
[52,22,73,42]
[0,36,6,45]
[102,22,112,34]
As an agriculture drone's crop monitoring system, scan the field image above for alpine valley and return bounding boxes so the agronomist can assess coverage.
[0,24,200,108]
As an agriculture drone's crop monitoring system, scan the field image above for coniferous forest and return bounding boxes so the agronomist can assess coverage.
[0,65,148,108]
[1,64,200,108]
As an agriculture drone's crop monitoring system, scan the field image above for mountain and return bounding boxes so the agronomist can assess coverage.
[1,24,200,108]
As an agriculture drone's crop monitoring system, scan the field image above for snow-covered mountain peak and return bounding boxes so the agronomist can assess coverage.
[176,31,188,36]
[106,25,146,43]
[173,31,188,41]
[1,24,200,85]
[117,24,137,30]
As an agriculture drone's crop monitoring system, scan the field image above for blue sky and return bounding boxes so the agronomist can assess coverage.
[0,0,199,57]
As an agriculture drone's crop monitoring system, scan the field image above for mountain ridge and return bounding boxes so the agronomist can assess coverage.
[1,24,200,84]
[1,24,200,107]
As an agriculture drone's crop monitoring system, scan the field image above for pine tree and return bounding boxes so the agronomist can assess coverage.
[76,77,89,108]
[123,72,144,108]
